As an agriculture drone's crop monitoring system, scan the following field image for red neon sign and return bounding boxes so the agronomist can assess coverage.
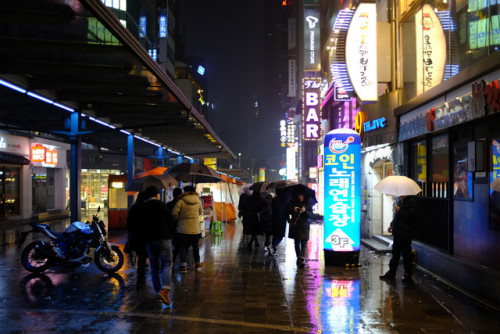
[31,145,45,163]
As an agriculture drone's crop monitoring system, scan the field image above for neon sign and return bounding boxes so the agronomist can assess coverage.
[304,8,320,71]
[363,117,386,132]
[138,15,147,38]
[323,129,361,262]
[302,78,322,141]
[159,10,167,39]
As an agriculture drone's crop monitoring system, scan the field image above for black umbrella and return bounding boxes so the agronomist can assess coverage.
[249,181,268,192]
[280,183,317,207]
[125,175,178,191]
[166,163,223,183]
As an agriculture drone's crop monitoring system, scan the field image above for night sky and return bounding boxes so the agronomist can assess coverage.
[177,0,286,177]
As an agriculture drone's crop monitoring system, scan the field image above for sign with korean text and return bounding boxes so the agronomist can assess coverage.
[302,78,322,141]
[304,7,320,71]
[323,129,361,252]
[416,5,445,95]
[31,144,59,167]
[345,3,378,102]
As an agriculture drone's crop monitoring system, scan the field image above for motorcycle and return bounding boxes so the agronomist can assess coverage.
[17,207,124,274]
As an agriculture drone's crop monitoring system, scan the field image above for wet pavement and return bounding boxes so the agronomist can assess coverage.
[1,220,499,333]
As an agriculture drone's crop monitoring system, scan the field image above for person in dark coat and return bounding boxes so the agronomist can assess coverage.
[239,190,263,249]
[141,186,175,306]
[167,187,183,265]
[287,192,313,268]
[380,195,419,284]
[126,191,148,290]
[261,192,273,254]
[270,188,288,255]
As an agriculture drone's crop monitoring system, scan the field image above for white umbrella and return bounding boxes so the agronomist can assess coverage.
[491,178,500,192]
[373,175,422,196]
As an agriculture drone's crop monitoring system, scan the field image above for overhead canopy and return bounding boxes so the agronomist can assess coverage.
[0,1,235,160]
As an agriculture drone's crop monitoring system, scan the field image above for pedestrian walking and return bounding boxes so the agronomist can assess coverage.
[287,191,313,268]
[261,192,274,255]
[380,195,419,284]
[167,187,183,266]
[239,190,263,249]
[140,186,175,306]
[126,191,148,290]
[269,188,289,255]
[172,185,204,272]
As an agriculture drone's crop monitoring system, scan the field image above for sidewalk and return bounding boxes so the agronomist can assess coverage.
[1,222,499,333]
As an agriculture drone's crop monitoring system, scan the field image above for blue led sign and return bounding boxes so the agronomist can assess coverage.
[138,15,146,38]
[363,117,386,132]
[323,129,361,257]
[159,12,167,38]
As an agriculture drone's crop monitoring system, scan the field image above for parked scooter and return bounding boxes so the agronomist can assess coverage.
[17,207,124,274]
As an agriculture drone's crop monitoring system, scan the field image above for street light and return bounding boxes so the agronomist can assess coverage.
[238,152,242,169]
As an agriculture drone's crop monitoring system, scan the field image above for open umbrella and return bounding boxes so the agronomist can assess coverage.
[166,163,223,183]
[267,180,297,191]
[125,175,178,192]
[280,183,317,207]
[249,181,268,192]
[373,175,422,196]
[491,178,500,192]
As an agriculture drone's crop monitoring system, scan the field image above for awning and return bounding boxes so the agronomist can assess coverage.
[0,1,235,161]
[0,153,30,165]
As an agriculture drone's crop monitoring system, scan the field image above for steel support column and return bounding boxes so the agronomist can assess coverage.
[127,134,134,208]
[69,112,82,222]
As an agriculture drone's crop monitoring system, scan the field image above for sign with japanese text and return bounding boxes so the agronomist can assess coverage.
[345,3,378,102]
[323,129,361,252]
[302,78,322,141]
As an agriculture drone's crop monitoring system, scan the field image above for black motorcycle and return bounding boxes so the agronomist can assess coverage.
[17,207,124,274]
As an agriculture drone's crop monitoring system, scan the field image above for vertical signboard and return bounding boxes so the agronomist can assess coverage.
[323,129,361,265]
[159,9,167,39]
[345,3,378,102]
[304,8,320,71]
[302,78,322,141]
[416,5,446,94]
[288,59,297,97]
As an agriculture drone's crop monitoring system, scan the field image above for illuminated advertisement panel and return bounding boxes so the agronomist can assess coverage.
[304,8,320,71]
[323,129,361,258]
[345,3,377,102]
[416,5,445,94]
[302,78,322,141]
[159,10,167,39]
[287,144,297,181]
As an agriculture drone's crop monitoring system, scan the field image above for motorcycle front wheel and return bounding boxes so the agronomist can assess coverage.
[94,245,124,273]
[21,241,52,273]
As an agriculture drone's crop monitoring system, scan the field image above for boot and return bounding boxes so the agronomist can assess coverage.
[402,274,412,284]
[380,271,396,280]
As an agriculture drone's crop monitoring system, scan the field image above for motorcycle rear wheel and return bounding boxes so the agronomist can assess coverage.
[94,245,124,273]
[21,241,52,273]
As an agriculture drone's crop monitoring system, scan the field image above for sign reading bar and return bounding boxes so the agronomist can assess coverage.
[323,129,361,256]
[302,78,322,141]
[346,3,378,102]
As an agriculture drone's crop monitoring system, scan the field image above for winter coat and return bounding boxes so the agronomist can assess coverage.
[239,192,263,235]
[287,199,313,241]
[140,197,175,242]
[172,192,203,235]
[271,195,288,238]
[260,194,273,234]
[126,200,147,254]
[391,196,418,239]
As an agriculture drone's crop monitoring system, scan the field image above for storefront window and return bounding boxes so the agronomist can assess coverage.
[453,141,473,200]
[490,139,500,229]
[412,140,428,195]
[81,169,121,212]
[0,166,20,217]
[432,135,449,198]
[32,167,56,213]
[401,0,500,102]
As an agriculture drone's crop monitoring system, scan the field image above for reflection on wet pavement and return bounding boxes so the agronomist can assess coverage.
[0,221,499,333]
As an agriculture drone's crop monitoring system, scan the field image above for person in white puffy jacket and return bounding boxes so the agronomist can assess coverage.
[172,185,204,272]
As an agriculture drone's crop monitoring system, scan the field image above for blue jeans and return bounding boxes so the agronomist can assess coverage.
[146,239,172,293]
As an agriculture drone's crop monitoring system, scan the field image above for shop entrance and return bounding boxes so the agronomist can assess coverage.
[372,160,394,235]
[32,167,56,213]
[0,165,21,219]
